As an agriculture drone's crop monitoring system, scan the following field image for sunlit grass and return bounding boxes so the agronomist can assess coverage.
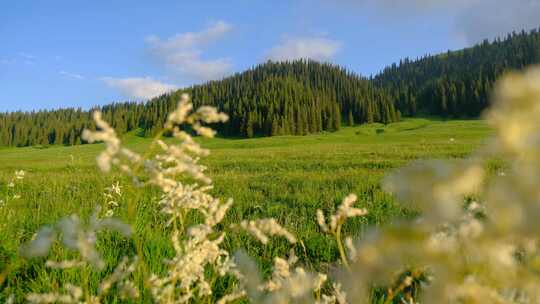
[0,118,492,302]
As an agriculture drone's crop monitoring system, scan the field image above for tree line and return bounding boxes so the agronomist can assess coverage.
[0,60,399,146]
[2,28,540,147]
[375,28,540,117]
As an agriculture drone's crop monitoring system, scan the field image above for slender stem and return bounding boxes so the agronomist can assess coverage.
[82,265,91,303]
[335,223,350,271]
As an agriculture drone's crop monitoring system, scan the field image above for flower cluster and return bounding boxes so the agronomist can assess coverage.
[317,194,368,269]
[102,181,122,217]
[233,218,297,245]
[20,207,136,303]
[1,170,25,206]
[81,93,247,303]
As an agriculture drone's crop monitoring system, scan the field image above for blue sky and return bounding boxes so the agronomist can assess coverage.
[1,0,539,112]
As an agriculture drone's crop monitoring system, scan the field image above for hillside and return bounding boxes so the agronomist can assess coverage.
[376,29,540,117]
[1,28,540,147]
[0,61,399,147]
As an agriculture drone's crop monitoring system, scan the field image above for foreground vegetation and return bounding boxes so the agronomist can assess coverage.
[0,116,492,302]
[2,63,540,302]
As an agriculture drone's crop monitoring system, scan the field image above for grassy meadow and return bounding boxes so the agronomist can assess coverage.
[0,118,493,302]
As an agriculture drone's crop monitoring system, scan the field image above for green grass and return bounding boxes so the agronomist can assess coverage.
[0,118,493,302]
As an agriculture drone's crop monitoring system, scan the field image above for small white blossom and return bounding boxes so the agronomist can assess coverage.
[235,218,297,244]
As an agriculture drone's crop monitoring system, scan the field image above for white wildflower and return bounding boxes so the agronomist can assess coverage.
[382,160,483,221]
[333,282,348,304]
[6,294,15,304]
[45,260,86,269]
[82,111,121,172]
[314,273,328,292]
[21,209,131,269]
[15,170,25,180]
[102,181,122,218]
[98,256,138,298]
[216,290,247,304]
[235,218,297,244]
[26,284,83,304]
[317,194,367,234]
[345,237,358,261]
[21,226,57,258]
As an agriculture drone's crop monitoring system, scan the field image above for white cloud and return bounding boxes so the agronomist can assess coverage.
[59,70,84,80]
[146,21,233,81]
[102,77,177,100]
[266,37,342,62]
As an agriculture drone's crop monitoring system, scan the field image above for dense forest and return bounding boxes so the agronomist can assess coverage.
[2,28,540,147]
[375,29,540,117]
[0,61,399,146]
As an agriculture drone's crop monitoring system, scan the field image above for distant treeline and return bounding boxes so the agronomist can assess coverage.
[375,28,540,117]
[2,28,540,147]
[0,61,400,146]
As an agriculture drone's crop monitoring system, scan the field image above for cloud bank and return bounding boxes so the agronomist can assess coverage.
[266,37,342,62]
[146,21,233,81]
[102,77,177,100]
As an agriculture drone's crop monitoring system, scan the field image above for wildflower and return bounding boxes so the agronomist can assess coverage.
[486,65,540,156]
[20,226,57,258]
[382,160,483,221]
[106,181,122,196]
[14,170,25,180]
[313,272,328,293]
[21,208,131,269]
[317,194,367,234]
[102,181,122,218]
[333,282,348,304]
[118,280,140,300]
[234,218,297,244]
[98,256,138,298]
[82,111,121,172]
[45,260,86,269]
[6,294,14,304]
[317,194,368,269]
[26,284,83,304]
[258,251,324,303]
[345,237,358,261]
[216,290,247,304]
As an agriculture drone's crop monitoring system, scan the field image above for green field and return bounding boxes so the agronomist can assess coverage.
[0,118,493,302]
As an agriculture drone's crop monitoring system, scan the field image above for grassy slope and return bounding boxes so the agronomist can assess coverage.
[0,118,493,301]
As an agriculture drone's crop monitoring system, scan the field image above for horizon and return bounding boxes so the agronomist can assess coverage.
[2,0,539,112]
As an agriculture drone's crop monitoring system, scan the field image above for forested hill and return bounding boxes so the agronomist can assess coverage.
[375,29,540,117]
[2,28,540,147]
[0,61,400,147]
